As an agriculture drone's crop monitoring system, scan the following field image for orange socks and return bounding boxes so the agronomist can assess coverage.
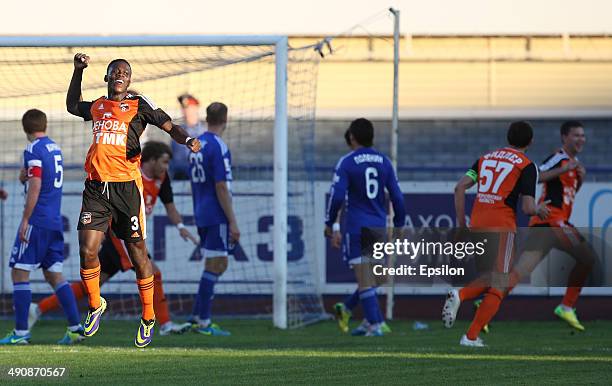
[459,287,487,302]
[137,275,155,321]
[153,271,170,325]
[38,282,86,314]
[466,288,504,340]
[80,266,101,309]
[562,262,590,308]
[562,287,582,308]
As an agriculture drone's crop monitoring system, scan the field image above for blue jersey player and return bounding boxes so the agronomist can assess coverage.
[188,102,239,336]
[0,109,83,345]
[325,118,406,336]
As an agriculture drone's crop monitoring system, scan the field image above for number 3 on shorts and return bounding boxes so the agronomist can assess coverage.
[131,216,139,231]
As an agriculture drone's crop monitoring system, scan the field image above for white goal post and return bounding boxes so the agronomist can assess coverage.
[0,35,291,329]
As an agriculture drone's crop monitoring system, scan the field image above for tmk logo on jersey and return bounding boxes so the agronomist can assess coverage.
[102,112,113,119]
[81,212,92,225]
[97,104,105,110]
[93,131,127,146]
[120,103,130,112]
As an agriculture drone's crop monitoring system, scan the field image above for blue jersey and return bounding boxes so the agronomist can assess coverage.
[189,132,232,227]
[325,147,406,234]
[23,137,63,231]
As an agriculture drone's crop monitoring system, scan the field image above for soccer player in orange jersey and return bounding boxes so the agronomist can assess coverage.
[30,141,198,335]
[66,54,201,347]
[442,121,549,347]
[528,121,597,331]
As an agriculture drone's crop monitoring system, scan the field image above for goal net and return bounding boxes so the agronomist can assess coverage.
[0,36,326,328]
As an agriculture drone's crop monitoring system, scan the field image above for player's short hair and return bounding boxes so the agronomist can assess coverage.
[560,120,583,136]
[206,102,228,126]
[141,141,172,162]
[348,118,374,147]
[506,121,533,148]
[22,109,47,134]
[106,59,131,76]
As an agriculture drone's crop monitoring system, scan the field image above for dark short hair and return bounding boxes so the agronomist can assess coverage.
[106,59,131,76]
[22,109,47,134]
[206,102,228,126]
[560,120,583,136]
[506,121,533,148]
[141,141,172,162]
[348,118,374,147]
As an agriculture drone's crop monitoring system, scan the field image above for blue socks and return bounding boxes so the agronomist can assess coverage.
[55,281,81,327]
[13,282,31,332]
[343,288,359,311]
[375,303,385,324]
[198,271,219,324]
[359,287,380,326]
[191,294,201,319]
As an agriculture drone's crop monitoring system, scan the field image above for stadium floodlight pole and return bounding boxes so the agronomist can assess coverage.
[0,34,291,328]
[386,7,400,321]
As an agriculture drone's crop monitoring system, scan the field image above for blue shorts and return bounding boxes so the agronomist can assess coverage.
[9,225,64,272]
[198,224,230,259]
[343,233,363,266]
[343,228,386,266]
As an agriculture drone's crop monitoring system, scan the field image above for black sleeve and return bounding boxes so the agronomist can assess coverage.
[465,159,479,182]
[138,95,172,128]
[519,163,537,197]
[159,172,174,204]
[77,101,93,121]
[470,159,479,173]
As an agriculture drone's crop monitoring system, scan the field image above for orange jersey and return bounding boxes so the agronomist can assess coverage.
[467,147,537,231]
[529,148,581,226]
[141,170,173,216]
[76,95,171,182]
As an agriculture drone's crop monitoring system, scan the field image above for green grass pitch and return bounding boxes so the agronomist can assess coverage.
[0,319,610,385]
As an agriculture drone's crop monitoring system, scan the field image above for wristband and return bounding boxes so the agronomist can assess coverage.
[332,223,340,232]
[177,222,186,230]
[185,137,193,146]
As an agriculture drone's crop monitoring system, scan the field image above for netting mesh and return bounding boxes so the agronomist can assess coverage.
[0,42,325,328]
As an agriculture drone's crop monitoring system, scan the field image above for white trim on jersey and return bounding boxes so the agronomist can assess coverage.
[25,139,41,154]
[539,150,568,172]
[325,152,354,221]
[27,159,42,168]
[214,135,229,155]
[334,151,354,171]
[138,94,158,110]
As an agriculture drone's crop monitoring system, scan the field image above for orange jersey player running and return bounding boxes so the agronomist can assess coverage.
[29,141,198,336]
[527,121,597,331]
[442,121,549,347]
[66,53,201,348]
